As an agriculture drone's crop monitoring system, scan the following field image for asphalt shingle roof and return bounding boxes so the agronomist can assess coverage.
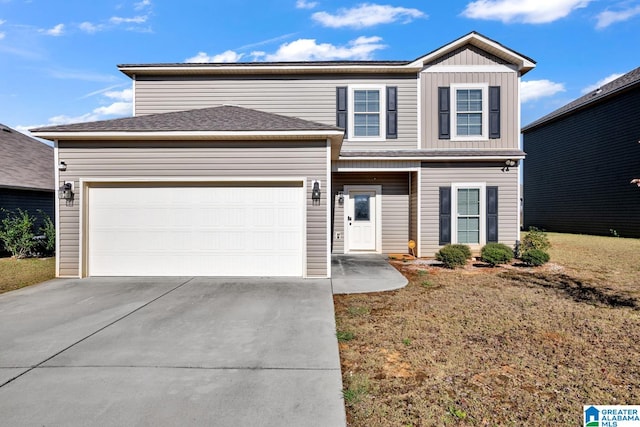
[0,124,54,191]
[31,105,343,133]
[523,66,640,132]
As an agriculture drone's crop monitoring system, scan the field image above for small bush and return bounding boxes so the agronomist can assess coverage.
[0,209,37,259]
[520,249,550,266]
[436,244,471,269]
[480,242,513,266]
[522,227,551,252]
[37,211,56,256]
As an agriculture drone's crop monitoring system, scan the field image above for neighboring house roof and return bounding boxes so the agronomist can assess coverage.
[523,66,640,132]
[118,31,535,77]
[0,123,54,192]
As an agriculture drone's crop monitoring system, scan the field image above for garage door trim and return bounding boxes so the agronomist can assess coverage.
[79,177,308,277]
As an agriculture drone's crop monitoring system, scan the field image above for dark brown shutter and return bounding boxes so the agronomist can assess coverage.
[489,86,500,139]
[386,86,397,139]
[439,187,451,245]
[336,87,348,138]
[487,186,498,242]
[438,87,450,139]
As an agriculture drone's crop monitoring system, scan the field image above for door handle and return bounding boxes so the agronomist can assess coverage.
[348,216,352,221]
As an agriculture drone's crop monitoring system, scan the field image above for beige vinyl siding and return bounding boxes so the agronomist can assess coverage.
[57,140,328,278]
[420,162,519,257]
[332,172,409,254]
[333,159,420,171]
[428,45,510,66]
[134,75,418,150]
[420,71,519,150]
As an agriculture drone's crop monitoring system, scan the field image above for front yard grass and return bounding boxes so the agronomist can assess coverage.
[0,257,55,294]
[335,233,640,426]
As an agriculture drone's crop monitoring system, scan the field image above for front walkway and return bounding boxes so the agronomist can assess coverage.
[331,254,408,294]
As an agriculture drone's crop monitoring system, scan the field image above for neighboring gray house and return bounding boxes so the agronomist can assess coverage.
[32,31,535,278]
[0,123,54,230]
[522,67,640,238]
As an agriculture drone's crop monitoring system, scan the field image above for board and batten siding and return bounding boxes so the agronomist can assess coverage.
[331,172,410,254]
[420,71,519,150]
[523,86,640,238]
[56,140,328,278]
[134,75,418,150]
[420,162,519,257]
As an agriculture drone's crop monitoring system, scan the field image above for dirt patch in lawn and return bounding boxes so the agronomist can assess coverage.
[335,256,640,426]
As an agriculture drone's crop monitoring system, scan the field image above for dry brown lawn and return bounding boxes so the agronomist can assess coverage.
[335,233,640,426]
[0,257,55,294]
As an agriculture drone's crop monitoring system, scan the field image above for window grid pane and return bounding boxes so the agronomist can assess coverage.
[457,188,480,244]
[455,89,483,137]
[353,89,381,137]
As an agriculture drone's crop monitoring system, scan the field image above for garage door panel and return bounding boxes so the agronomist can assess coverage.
[88,185,304,276]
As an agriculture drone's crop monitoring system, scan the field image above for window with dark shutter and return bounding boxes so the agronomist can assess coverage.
[486,186,498,242]
[386,86,397,139]
[439,187,451,245]
[438,87,450,139]
[336,86,348,138]
[489,87,500,139]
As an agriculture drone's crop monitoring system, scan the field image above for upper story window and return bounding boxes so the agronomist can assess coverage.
[451,84,488,141]
[349,85,386,141]
[438,84,499,141]
[336,85,397,141]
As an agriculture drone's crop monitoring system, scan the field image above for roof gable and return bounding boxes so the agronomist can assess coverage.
[0,124,54,191]
[523,66,640,132]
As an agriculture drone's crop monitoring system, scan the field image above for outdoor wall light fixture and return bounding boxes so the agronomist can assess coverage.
[58,182,74,200]
[337,191,344,205]
[502,159,517,172]
[58,161,67,171]
[312,180,321,203]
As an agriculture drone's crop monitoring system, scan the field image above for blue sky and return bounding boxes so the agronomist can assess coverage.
[1,0,639,134]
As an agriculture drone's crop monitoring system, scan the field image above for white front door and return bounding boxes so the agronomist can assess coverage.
[346,188,379,252]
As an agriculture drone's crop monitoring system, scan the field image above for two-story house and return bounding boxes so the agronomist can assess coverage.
[32,31,535,279]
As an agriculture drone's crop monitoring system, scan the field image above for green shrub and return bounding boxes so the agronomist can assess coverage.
[38,211,56,256]
[436,244,471,269]
[520,249,550,266]
[480,242,513,266]
[0,209,37,259]
[522,227,551,252]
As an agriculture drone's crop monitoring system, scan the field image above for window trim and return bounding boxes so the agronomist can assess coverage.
[451,182,486,246]
[348,85,387,142]
[450,83,489,141]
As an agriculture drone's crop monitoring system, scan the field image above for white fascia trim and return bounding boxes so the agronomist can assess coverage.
[339,155,525,161]
[81,176,307,184]
[119,64,422,76]
[421,64,517,73]
[31,130,345,141]
[416,73,422,149]
[53,140,60,278]
[326,138,332,279]
[132,75,137,117]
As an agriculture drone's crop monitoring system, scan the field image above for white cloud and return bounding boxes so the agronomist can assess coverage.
[257,36,386,61]
[79,21,104,34]
[312,3,425,28]
[0,19,5,25]
[0,32,4,40]
[185,50,245,63]
[581,73,624,94]
[462,0,593,23]
[134,0,152,10]
[521,79,566,103]
[104,88,133,101]
[596,5,640,29]
[296,0,318,9]
[40,23,64,36]
[110,15,148,25]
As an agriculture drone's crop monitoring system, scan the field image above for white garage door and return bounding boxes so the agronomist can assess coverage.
[87,184,304,276]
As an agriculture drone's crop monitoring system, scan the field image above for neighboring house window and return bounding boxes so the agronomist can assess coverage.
[439,84,500,140]
[336,85,397,140]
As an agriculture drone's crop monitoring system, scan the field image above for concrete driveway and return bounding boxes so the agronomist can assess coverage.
[0,277,346,426]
